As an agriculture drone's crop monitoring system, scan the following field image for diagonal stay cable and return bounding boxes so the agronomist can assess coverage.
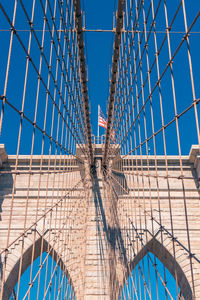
[103,166,200,265]
[74,0,94,165]
[0,177,87,256]
[103,0,126,167]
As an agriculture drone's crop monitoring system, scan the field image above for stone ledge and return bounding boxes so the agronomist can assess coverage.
[189,145,200,179]
[0,144,8,166]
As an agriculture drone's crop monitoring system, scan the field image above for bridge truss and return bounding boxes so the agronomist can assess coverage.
[0,0,200,299]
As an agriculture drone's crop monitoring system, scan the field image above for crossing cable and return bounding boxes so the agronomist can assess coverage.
[20,178,86,299]
[106,0,200,296]
[54,154,88,299]
[104,171,139,299]
[108,0,200,159]
[109,0,167,156]
[103,166,200,265]
[128,221,174,300]
[108,8,198,293]
[106,166,174,300]
[0,166,84,175]
[2,28,200,34]
[57,0,87,135]
[42,154,75,300]
[74,0,94,165]
[0,3,86,288]
[109,166,200,268]
[119,2,181,290]
[21,164,89,299]
[103,0,126,167]
[30,1,88,293]
[110,166,196,181]
[40,0,88,149]
[105,2,200,297]
[1,7,88,290]
[0,176,84,257]
[107,172,150,300]
[27,4,77,296]
[0,2,88,158]
[41,0,88,146]
[125,2,167,290]
[107,4,181,296]
[106,168,176,300]
[38,0,89,152]
[109,0,144,159]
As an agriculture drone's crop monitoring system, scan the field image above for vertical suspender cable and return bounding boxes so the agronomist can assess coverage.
[103,0,126,167]
[73,0,94,165]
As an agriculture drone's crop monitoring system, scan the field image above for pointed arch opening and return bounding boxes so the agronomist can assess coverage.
[3,237,75,300]
[119,237,193,300]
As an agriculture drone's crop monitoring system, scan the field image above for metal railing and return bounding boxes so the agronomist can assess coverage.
[91,135,106,144]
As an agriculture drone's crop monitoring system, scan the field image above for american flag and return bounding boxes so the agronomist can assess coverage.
[98,107,107,129]
[98,106,115,142]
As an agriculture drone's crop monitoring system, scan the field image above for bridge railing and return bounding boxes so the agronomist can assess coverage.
[91,135,106,144]
[91,135,116,145]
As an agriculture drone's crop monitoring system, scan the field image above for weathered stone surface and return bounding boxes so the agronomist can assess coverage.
[0,145,199,299]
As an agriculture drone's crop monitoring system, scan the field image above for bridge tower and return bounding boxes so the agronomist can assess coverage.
[0,144,200,299]
[0,0,200,299]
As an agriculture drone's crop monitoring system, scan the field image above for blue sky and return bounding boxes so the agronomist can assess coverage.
[0,0,117,154]
[0,0,117,155]
[0,0,200,298]
[82,0,116,137]
[83,0,200,155]
[0,0,200,155]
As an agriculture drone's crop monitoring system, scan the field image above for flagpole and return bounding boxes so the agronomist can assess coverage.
[97,105,100,139]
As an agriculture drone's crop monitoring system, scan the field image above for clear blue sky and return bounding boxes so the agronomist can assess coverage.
[82,0,116,137]
[1,0,200,298]
[0,0,200,155]
[82,0,200,155]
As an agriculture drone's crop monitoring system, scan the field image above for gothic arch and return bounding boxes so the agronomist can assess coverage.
[2,235,75,300]
[119,235,193,300]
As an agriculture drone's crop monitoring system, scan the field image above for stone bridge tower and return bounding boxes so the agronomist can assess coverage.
[0,144,200,299]
[0,0,200,298]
